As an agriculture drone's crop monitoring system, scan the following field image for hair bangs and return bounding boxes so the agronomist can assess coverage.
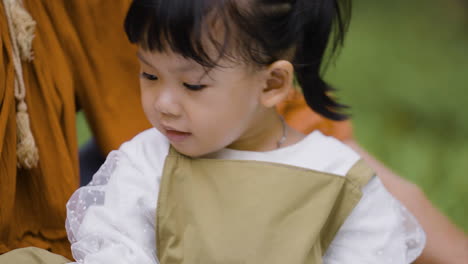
[124,0,352,120]
[124,0,234,68]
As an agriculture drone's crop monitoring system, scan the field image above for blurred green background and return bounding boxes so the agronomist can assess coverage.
[77,0,468,230]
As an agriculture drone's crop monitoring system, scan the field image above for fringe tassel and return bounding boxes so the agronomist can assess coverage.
[3,0,39,168]
[16,100,39,168]
[8,0,36,61]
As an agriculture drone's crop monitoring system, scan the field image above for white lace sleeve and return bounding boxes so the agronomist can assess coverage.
[323,177,426,264]
[65,150,159,264]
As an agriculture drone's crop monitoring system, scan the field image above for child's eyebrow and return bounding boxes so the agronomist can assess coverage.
[136,52,201,73]
[136,52,155,68]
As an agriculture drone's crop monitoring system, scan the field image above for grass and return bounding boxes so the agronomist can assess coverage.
[325,0,468,230]
[77,111,91,147]
[77,0,467,230]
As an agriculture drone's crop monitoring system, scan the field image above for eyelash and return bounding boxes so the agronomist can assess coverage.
[141,72,206,91]
[183,83,207,91]
[141,72,158,81]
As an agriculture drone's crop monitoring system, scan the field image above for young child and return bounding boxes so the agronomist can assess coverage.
[4,0,425,263]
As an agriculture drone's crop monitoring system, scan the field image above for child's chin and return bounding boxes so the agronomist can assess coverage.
[171,144,207,158]
[172,142,226,158]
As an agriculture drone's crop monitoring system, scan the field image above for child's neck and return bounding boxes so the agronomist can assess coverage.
[227,112,305,152]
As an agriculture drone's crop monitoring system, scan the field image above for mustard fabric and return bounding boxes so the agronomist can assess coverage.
[0,247,70,264]
[156,149,375,263]
[0,0,146,258]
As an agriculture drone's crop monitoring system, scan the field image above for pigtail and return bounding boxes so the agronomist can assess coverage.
[292,0,351,121]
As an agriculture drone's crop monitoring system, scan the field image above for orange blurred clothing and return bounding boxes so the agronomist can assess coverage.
[0,0,351,260]
[277,90,352,141]
[0,1,76,259]
[0,0,148,259]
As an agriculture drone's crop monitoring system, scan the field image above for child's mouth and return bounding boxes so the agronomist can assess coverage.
[165,129,192,143]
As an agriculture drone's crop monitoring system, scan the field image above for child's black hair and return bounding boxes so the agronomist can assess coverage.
[124,0,351,120]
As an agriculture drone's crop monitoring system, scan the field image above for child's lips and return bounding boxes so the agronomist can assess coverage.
[165,129,192,143]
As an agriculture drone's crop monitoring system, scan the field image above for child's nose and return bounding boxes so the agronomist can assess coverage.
[154,87,182,117]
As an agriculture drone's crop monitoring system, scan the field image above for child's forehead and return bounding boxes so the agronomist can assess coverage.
[137,49,206,73]
[137,46,250,74]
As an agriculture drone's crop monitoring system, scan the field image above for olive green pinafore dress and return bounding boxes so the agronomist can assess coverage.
[0,148,374,264]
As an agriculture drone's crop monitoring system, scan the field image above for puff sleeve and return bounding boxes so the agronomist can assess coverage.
[323,177,426,264]
[65,129,169,264]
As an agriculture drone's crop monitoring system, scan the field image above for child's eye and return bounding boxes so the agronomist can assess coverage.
[140,72,158,81]
[183,83,207,91]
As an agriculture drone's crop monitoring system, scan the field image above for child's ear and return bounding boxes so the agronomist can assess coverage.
[260,60,294,108]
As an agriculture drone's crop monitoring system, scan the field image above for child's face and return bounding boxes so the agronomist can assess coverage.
[138,49,275,157]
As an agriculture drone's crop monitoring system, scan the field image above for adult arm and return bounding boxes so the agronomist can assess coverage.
[344,139,468,264]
